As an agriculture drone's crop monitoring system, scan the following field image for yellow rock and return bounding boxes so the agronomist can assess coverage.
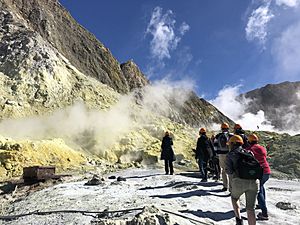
[0,137,87,181]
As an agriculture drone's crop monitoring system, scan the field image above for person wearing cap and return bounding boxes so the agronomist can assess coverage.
[247,134,271,221]
[226,135,259,225]
[160,131,175,175]
[214,122,233,191]
[195,128,213,182]
[234,124,250,149]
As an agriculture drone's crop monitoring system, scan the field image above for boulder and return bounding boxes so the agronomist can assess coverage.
[276,202,297,210]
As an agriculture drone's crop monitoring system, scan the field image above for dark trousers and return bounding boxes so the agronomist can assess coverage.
[164,160,174,174]
[258,174,270,216]
[197,158,208,179]
[212,157,221,178]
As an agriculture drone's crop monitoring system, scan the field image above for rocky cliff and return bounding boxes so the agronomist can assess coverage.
[1,0,132,93]
[241,81,300,132]
[0,0,232,127]
[0,0,234,181]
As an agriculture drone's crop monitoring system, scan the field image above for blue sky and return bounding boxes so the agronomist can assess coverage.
[60,0,300,99]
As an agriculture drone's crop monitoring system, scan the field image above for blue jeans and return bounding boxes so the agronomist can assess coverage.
[258,174,270,216]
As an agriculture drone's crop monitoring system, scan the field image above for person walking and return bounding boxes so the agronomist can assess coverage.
[215,123,233,191]
[211,134,221,180]
[234,124,250,149]
[195,128,213,182]
[226,135,259,225]
[160,131,175,175]
[247,134,271,221]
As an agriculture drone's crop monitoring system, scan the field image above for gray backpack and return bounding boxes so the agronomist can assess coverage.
[217,132,231,152]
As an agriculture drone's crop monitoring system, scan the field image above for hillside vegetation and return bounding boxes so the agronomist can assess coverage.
[257,131,300,178]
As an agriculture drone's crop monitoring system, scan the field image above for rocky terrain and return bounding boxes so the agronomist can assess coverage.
[0,0,299,224]
[0,168,299,225]
[0,0,232,126]
[0,0,234,182]
[256,131,300,178]
[0,0,298,183]
[240,81,300,132]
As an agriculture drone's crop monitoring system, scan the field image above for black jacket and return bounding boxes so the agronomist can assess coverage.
[196,134,213,161]
[235,129,250,149]
[161,136,175,161]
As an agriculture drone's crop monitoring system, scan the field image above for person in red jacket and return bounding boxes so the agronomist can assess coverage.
[247,134,271,221]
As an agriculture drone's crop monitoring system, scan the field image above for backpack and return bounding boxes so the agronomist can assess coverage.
[217,132,231,150]
[236,150,263,180]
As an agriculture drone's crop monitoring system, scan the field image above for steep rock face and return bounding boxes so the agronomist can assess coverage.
[120,60,150,91]
[0,0,235,180]
[1,0,130,93]
[179,92,233,127]
[0,0,233,128]
[0,8,120,119]
[241,81,300,131]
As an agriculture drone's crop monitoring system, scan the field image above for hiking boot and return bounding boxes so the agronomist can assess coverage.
[257,212,269,220]
[221,187,228,191]
[235,217,243,225]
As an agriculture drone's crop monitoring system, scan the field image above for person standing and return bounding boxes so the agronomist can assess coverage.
[234,124,250,149]
[195,128,212,182]
[215,123,233,191]
[160,131,175,175]
[226,135,259,225]
[247,134,271,221]
[210,135,221,181]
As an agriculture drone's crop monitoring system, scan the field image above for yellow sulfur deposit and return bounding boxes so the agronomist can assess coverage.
[0,136,87,181]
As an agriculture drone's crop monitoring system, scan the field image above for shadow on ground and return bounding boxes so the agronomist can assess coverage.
[140,179,222,191]
[125,173,162,179]
[150,188,230,199]
[180,208,247,222]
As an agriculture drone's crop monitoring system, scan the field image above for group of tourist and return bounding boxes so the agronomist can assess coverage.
[160,123,271,225]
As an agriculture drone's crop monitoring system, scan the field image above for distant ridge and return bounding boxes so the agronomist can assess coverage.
[241,81,300,131]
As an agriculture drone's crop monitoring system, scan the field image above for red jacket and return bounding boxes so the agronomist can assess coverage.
[247,144,271,174]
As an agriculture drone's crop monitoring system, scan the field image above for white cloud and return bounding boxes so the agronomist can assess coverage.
[245,2,274,45]
[209,85,275,131]
[237,110,275,131]
[245,0,300,80]
[209,85,248,120]
[146,7,189,60]
[179,22,190,35]
[276,0,300,7]
[210,84,300,134]
[141,78,195,117]
[175,46,193,69]
[272,21,300,80]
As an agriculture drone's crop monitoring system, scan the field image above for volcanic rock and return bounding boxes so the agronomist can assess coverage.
[276,202,297,210]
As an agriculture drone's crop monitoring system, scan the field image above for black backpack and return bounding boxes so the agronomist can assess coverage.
[236,150,263,180]
[217,132,231,150]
